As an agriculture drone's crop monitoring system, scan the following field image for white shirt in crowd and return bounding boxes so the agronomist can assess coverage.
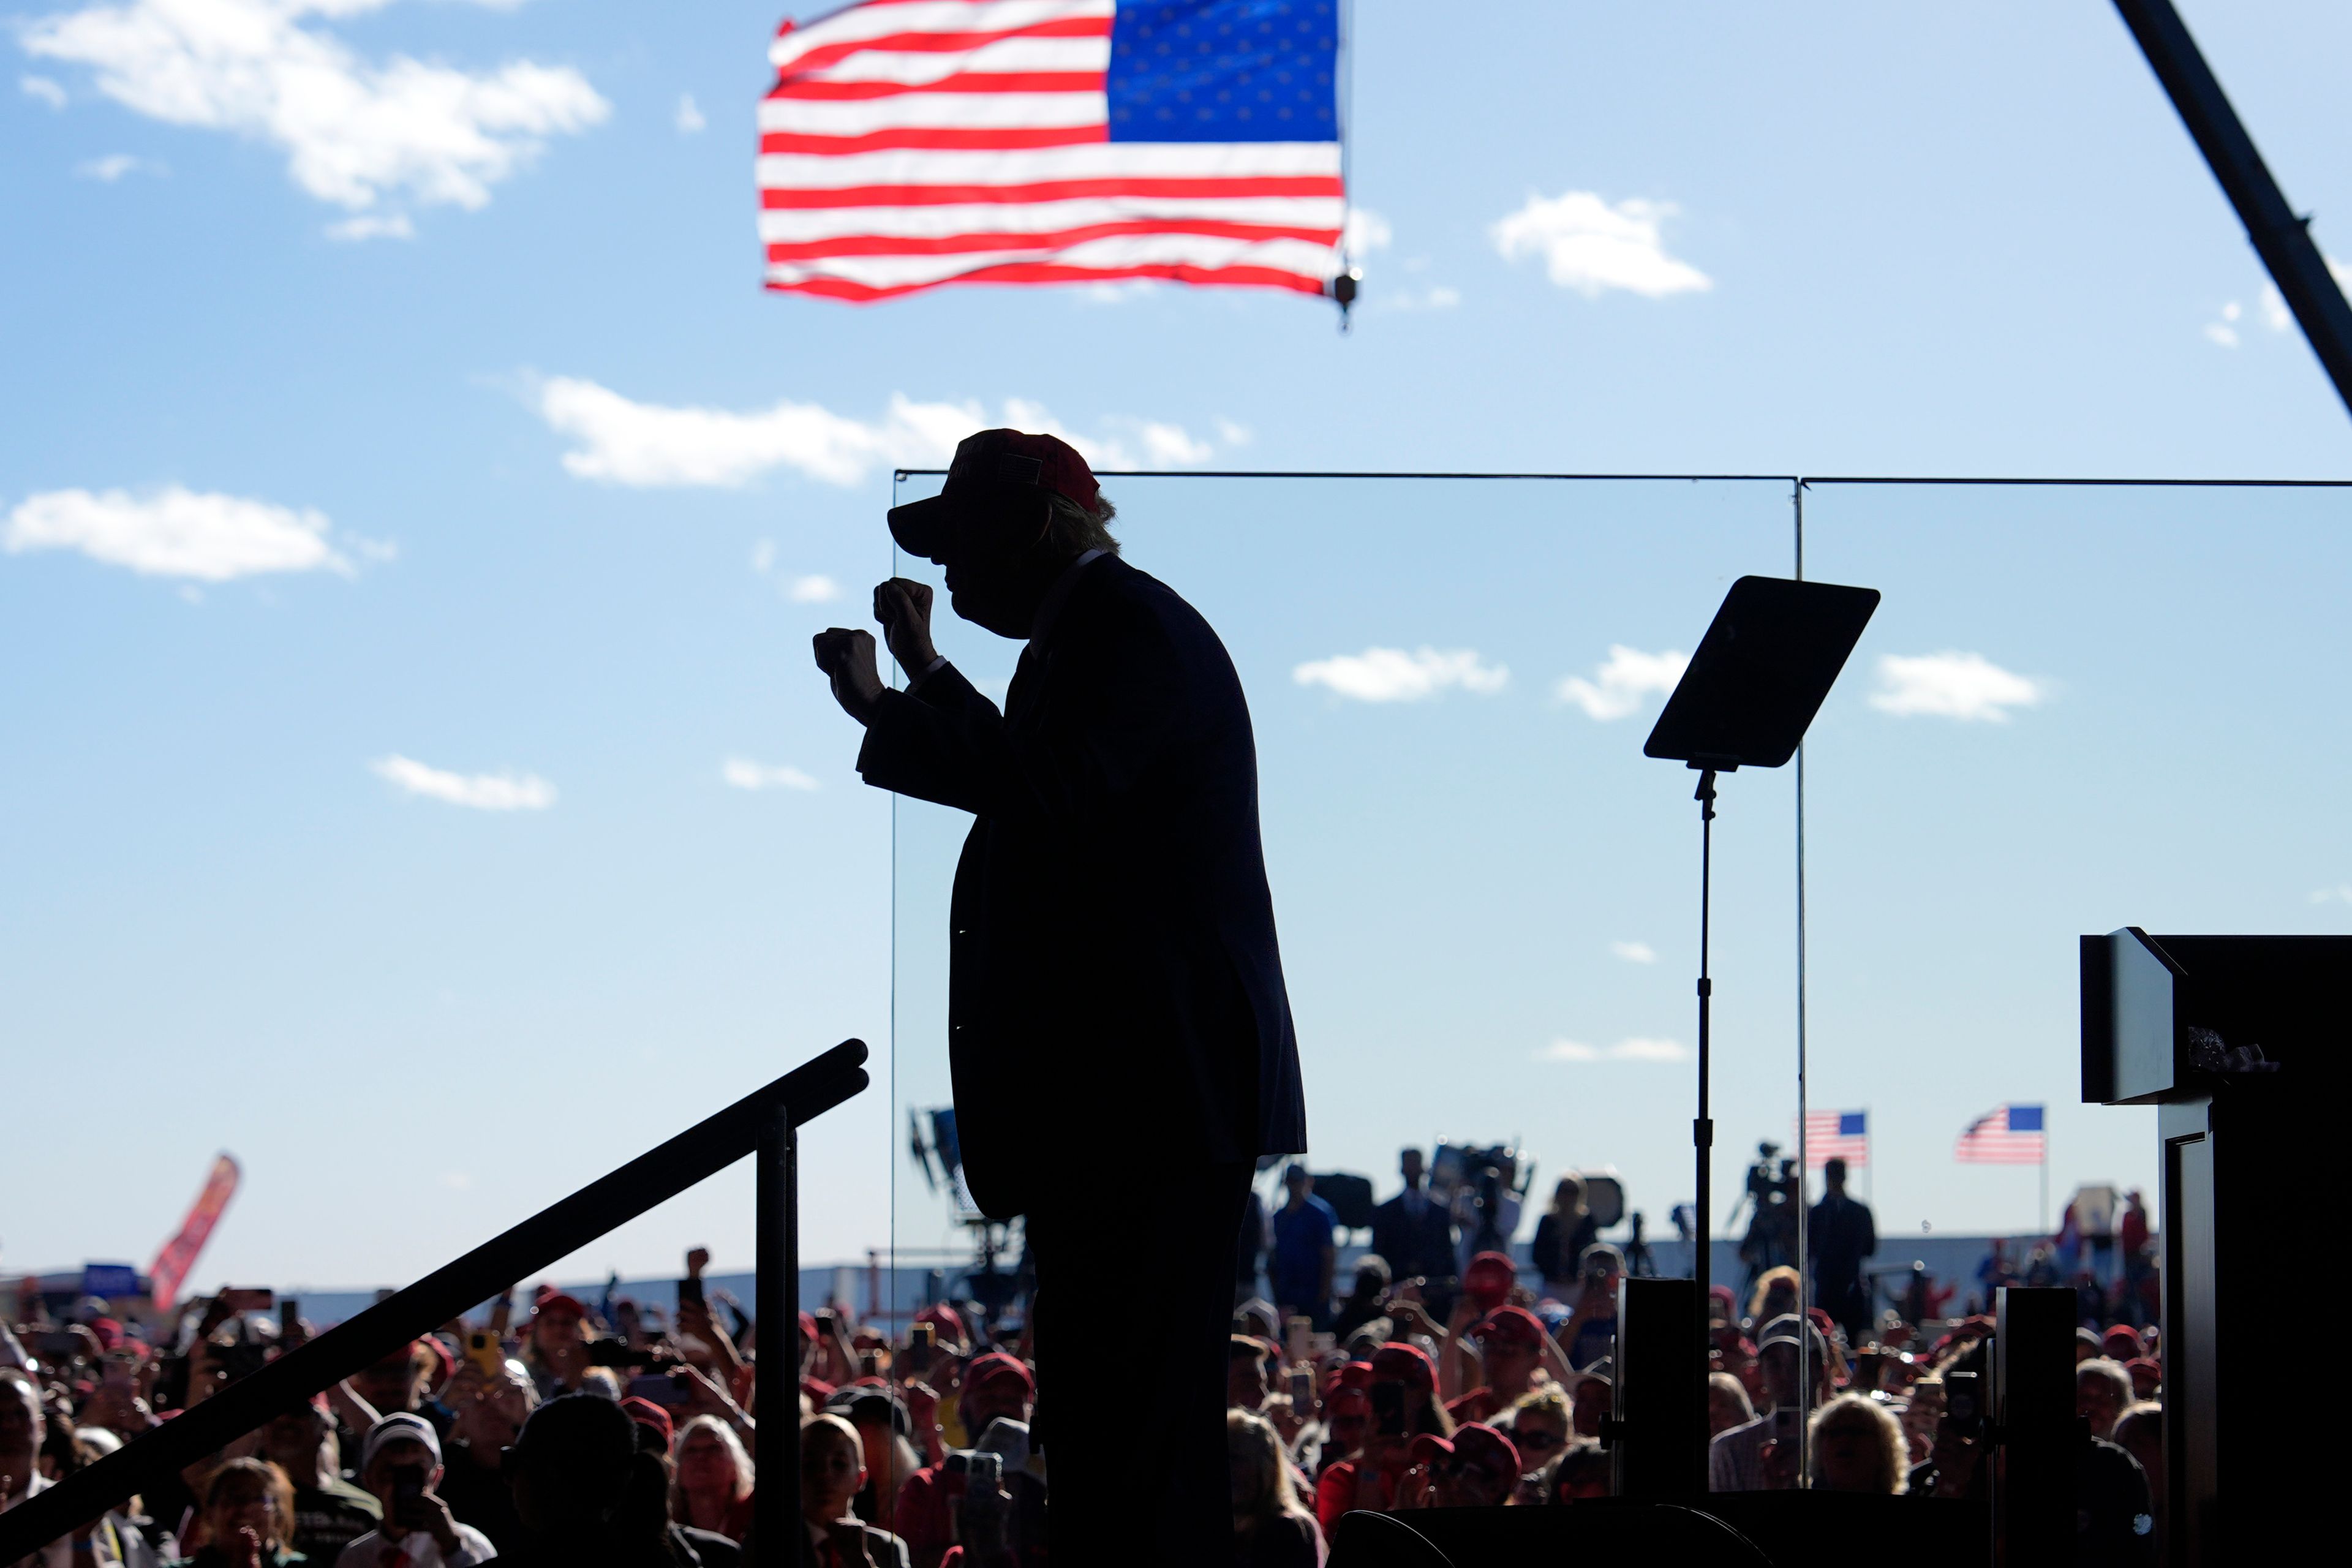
[332,1521,497,1568]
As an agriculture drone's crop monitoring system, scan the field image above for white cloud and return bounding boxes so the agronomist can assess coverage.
[1608,940,1657,964]
[2260,286,2292,333]
[1342,206,1392,255]
[371,754,554,810]
[784,573,839,603]
[1214,418,1253,447]
[1870,651,2046,722]
[533,378,1218,489]
[1491,190,1711,298]
[1292,646,1508,703]
[21,0,608,220]
[75,152,163,180]
[1555,644,1688,720]
[749,539,777,573]
[325,212,413,241]
[1536,1036,1688,1063]
[674,92,704,134]
[722,758,818,793]
[21,74,69,108]
[2204,300,2243,348]
[3,485,364,580]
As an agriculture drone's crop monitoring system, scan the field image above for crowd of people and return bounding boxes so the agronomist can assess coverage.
[4,1153,2165,1567]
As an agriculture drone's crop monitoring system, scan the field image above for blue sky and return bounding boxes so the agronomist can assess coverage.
[4,1,2349,1293]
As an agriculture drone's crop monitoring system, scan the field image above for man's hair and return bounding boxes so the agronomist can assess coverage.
[2077,1357,2132,1407]
[1352,1255,1392,1292]
[1043,488,1118,556]
[1824,1157,1847,1182]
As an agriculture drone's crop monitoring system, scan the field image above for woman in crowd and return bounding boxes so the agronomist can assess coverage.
[1706,1372,1755,1439]
[1808,1393,1908,1494]
[1499,1383,1570,1474]
[1747,1267,1800,1330]
[671,1415,756,1544]
[1227,1410,1320,1568]
[170,1459,303,1568]
[1529,1178,1599,1297]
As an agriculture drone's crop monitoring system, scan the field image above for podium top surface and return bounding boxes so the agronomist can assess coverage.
[1645,576,1880,771]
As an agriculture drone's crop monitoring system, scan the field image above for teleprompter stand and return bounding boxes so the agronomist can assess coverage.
[1640,575,1877,1485]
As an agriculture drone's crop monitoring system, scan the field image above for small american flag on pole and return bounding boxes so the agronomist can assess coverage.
[1954,1104,2046,1164]
[758,0,1348,302]
[1798,1110,1869,1167]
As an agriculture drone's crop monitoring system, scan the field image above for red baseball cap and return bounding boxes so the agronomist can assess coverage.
[533,1289,587,1319]
[886,429,1101,561]
[1450,1423,1521,1481]
[1464,1251,1516,1310]
[797,1311,819,1342]
[1477,1306,1544,1350]
[964,1351,1035,1401]
[1406,1433,1453,1469]
[914,1305,967,1345]
[1371,1343,1435,1391]
[620,1396,674,1450]
[2101,1326,2141,1357]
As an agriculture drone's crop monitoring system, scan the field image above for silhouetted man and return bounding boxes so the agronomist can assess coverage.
[814,429,1306,1568]
[1808,1157,1877,1344]
[1369,1149,1457,1292]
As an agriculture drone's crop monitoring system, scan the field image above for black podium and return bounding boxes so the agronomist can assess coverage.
[2081,929,2349,1566]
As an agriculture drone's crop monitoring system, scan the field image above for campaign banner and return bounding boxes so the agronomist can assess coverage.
[147,1154,240,1314]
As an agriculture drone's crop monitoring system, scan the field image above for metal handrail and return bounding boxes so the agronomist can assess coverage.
[0,1038,870,1562]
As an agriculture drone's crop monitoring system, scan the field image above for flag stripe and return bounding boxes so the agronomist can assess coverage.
[1797,1110,1869,1167]
[767,258,1329,301]
[758,0,1343,304]
[1954,1104,2047,1163]
[760,194,1341,241]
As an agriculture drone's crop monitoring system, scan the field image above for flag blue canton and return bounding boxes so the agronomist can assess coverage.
[1839,1112,1866,1136]
[2007,1104,2044,1131]
[1106,0,1340,143]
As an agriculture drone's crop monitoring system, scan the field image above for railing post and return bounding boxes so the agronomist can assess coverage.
[756,1098,799,1562]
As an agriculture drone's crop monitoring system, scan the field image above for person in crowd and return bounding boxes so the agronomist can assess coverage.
[1807,1159,1877,1347]
[436,1362,532,1556]
[891,1354,1035,1568]
[519,1295,590,1401]
[2076,1358,2133,1441]
[1497,1384,1570,1474]
[1328,1257,1390,1343]
[1443,1307,1555,1425]
[1224,1411,1318,1568]
[1269,1167,1338,1332]
[175,1459,303,1568]
[1706,1373,1755,1439]
[825,1389,920,1536]
[1550,1442,1611,1502]
[1226,1339,1273,1414]
[330,1412,493,1568]
[1529,1177,1600,1298]
[61,1428,170,1568]
[2111,1403,2163,1555]
[1569,1375,1610,1442]
[1711,1314,1834,1492]
[801,1415,910,1568]
[256,1400,379,1564]
[1369,1152,1458,1302]
[1452,1156,1523,1275]
[1556,1245,1624,1371]
[671,1416,755,1546]
[1807,1393,1907,1493]
[502,1393,635,1566]
[820,428,1306,1568]
[345,1346,435,1430]
[1747,1267,1800,1330]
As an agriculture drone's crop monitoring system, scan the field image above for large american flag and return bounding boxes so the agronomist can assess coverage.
[1954,1104,2046,1164]
[1797,1109,1869,1167]
[758,0,1348,301]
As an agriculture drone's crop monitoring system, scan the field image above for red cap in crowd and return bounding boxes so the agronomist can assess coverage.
[797,1311,819,1342]
[1406,1433,1453,1471]
[1324,1359,1374,1398]
[1371,1343,1434,1391]
[420,1336,455,1392]
[2101,1325,2141,1359]
[620,1396,674,1450]
[2125,1357,2160,1396]
[1450,1422,1521,1482]
[1463,1251,1516,1310]
[914,1304,968,1345]
[965,1351,1035,1401]
[89,1318,123,1352]
[533,1287,587,1319]
[1476,1306,1544,1349]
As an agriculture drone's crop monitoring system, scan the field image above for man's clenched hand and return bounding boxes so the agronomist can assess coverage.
[873,577,938,676]
[813,628,885,725]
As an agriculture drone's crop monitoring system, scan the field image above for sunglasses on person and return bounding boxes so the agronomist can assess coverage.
[1512,1428,1566,1454]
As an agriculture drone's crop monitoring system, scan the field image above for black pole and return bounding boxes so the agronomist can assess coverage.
[0,1042,867,1564]
[1693,767,1718,1421]
[2112,0,2352,420]
[756,1098,800,1560]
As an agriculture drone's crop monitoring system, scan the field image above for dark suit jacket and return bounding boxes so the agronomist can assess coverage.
[1368,1192,1458,1283]
[858,554,1307,1219]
